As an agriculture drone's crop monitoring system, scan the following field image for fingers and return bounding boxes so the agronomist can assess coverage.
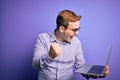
[99,65,109,78]
[51,42,61,54]
[49,42,61,59]
[104,65,109,76]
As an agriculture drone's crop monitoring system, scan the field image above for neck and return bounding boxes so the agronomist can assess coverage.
[54,30,64,42]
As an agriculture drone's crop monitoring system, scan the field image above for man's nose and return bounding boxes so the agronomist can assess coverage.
[74,30,79,35]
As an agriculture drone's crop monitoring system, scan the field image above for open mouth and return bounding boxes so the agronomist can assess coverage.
[71,36,73,38]
[70,36,73,39]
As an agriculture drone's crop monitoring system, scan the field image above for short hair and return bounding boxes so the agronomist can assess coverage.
[56,10,81,30]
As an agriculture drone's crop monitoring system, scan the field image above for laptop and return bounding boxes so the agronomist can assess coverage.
[75,46,112,76]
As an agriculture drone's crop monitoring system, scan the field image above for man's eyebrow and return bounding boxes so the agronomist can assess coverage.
[73,27,80,30]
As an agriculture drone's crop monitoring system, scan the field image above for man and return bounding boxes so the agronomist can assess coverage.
[32,10,109,80]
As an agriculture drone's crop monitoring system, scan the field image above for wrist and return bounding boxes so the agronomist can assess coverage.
[49,52,56,59]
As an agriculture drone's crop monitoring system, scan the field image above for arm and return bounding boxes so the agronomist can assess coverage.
[74,40,109,79]
[32,34,54,70]
[74,40,86,70]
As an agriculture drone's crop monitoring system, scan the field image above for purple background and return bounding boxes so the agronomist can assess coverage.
[1,0,120,80]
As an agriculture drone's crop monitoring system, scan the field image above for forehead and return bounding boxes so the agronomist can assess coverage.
[68,21,80,28]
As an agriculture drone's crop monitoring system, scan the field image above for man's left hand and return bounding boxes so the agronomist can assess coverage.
[91,65,109,79]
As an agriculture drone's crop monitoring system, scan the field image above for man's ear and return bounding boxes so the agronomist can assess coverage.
[59,26,65,33]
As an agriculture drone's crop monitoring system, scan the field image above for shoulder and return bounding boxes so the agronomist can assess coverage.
[38,32,52,39]
[36,32,55,43]
[34,32,51,45]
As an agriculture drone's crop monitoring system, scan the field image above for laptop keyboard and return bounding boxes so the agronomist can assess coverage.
[88,65,105,74]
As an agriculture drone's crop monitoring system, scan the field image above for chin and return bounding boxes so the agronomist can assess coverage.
[67,39,72,42]
[65,38,72,43]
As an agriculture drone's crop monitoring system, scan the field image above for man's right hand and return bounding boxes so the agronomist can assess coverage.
[49,42,61,59]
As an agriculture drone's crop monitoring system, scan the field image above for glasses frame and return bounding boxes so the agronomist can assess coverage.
[66,27,80,32]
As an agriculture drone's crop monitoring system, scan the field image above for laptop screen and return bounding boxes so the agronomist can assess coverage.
[105,46,112,65]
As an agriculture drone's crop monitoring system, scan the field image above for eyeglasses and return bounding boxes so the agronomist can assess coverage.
[66,27,80,32]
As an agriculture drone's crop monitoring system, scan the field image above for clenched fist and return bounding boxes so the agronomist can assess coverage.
[49,42,62,59]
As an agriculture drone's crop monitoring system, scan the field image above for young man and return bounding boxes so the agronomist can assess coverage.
[32,10,109,80]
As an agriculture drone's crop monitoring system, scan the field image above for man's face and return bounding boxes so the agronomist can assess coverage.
[61,21,80,42]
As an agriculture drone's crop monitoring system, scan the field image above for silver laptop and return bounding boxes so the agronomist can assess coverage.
[76,46,112,76]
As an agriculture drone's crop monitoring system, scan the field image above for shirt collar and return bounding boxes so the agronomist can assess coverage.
[50,31,56,42]
[50,31,71,45]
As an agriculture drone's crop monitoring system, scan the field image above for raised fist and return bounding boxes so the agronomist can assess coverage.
[49,42,61,59]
